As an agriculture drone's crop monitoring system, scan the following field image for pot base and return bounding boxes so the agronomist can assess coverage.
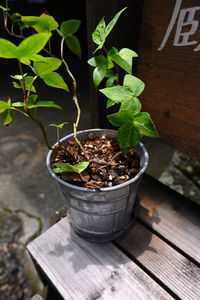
[71,215,136,243]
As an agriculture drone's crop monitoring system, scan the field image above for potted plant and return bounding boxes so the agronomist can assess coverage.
[0,4,159,242]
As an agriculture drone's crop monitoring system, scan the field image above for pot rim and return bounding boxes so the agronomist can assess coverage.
[46,128,149,192]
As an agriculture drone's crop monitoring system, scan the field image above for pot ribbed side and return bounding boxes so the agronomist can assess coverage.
[46,129,149,242]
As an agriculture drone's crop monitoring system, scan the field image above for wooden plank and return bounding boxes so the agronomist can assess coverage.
[117,222,200,300]
[137,0,200,158]
[30,295,44,300]
[138,175,200,263]
[27,217,173,300]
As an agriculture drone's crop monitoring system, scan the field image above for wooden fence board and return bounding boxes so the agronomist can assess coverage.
[27,217,173,300]
[137,0,200,158]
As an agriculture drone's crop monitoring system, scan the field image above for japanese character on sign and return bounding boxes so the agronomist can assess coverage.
[158,0,200,51]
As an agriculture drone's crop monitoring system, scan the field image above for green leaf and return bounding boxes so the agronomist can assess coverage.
[92,16,106,46]
[65,34,81,58]
[88,55,107,67]
[20,58,31,65]
[123,74,145,97]
[119,48,138,59]
[105,7,127,37]
[1,109,14,125]
[12,76,36,92]
[0,101,9,112]
[17,33,51,58]
[107,110,134,127]
[21,14,58,32]
[106,99,116,109]
[34,57,62,76]
[27,101,62,109]
[0,5,9,11]
[53,161,89,174]
[0,38,18,58]
[105,70,118,87]
[120,97,141,114]
[28,94,38,104]
[30,54,47,62]
[118,48,138,72]
[93,66,107,87]
[60,19,81,36]
[11,102,24,107]
[111,53,132,74]
[118,122,141,156]
[134,112,159,137]
[10,13,21,23]
[106,77,116,88]
[49,122,68,129]
[41,72,69,92]
[100,86,133,102]
[10,74,27,80]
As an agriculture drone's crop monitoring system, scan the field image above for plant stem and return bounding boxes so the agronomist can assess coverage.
[4,0,23,39]
[60,37,88,159]
[17,60,54,150]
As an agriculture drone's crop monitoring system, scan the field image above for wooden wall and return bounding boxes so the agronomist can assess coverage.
[137,0,200,158]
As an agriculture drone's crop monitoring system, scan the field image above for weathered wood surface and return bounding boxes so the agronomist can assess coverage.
[137,0,200,158]
[27,217,173,300]
[117,222,200,300]
[30,295,44,300]
[138,175,200,263]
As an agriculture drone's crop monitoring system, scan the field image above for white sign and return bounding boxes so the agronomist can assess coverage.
[158,0,200,51]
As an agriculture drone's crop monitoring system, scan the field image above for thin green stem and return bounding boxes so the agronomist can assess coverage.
[11,107,29,117]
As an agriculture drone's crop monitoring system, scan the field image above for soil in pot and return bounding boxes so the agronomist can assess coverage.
[53,133,140,189]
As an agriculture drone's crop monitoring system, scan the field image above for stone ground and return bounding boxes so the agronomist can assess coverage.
[0,64,200,299]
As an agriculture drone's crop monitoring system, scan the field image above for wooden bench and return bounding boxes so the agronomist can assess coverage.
[27,174,200,299]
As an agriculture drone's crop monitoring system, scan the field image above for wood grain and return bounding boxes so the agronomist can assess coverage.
[138,175,200,263]
[27,217,173,300]
[137,0,200,158]
[117,222,200,300]
[30,295,44,300]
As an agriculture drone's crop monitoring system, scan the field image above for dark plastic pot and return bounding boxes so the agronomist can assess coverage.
[46,129,149,242]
